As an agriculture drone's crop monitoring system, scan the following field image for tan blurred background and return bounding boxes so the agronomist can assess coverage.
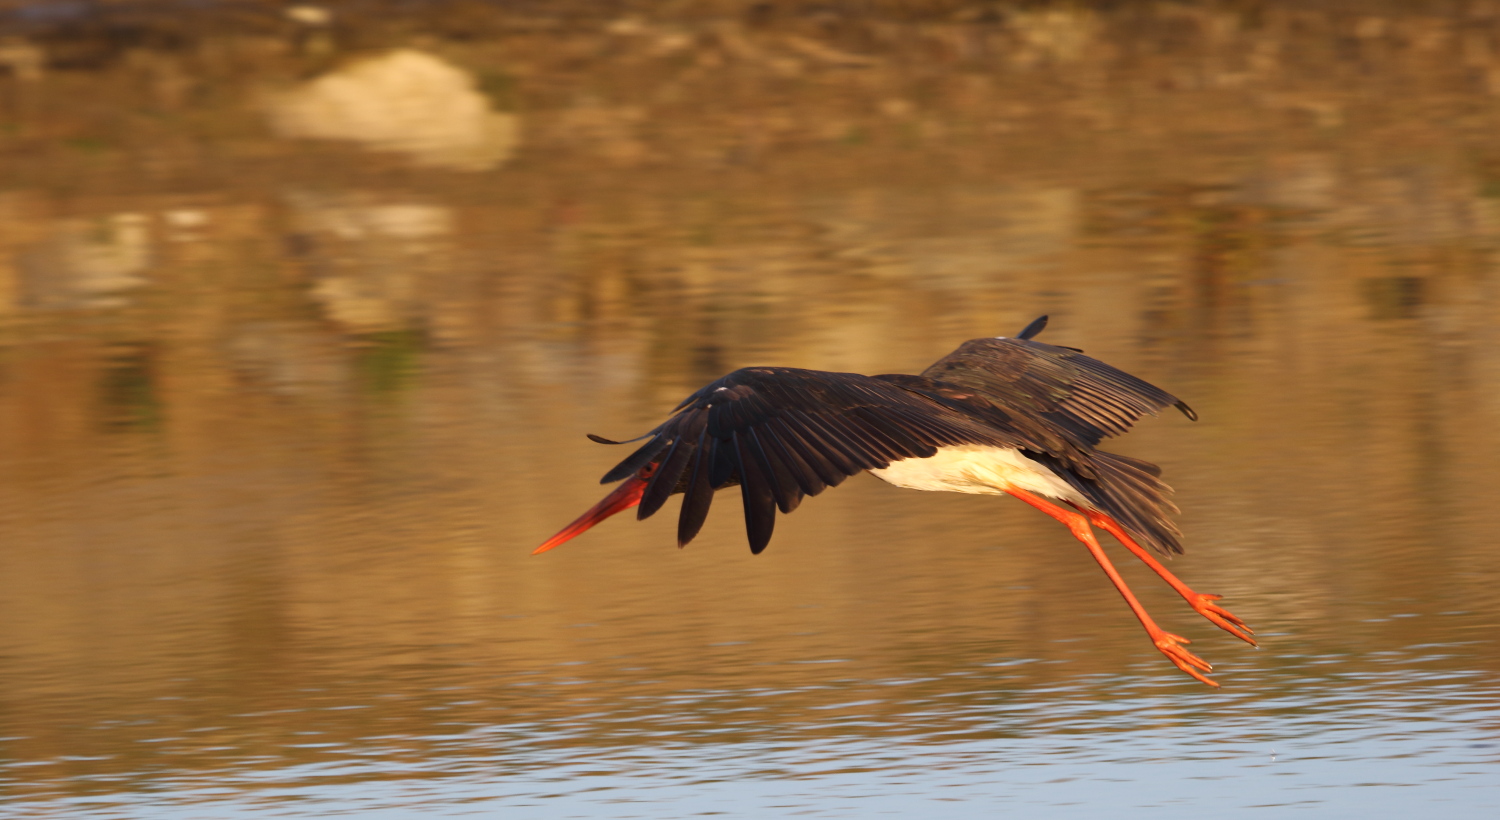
[1,0,1499,813]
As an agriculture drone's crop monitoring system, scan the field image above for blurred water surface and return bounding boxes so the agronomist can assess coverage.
[1,1,1499,816]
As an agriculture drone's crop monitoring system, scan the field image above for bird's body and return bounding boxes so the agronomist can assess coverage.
[536,316,1254,687]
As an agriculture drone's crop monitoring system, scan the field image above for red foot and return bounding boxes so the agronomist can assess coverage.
[1078,508,1257,648]
[1005,487,1237,689]
[1186,592,1257,647]
[1152,630,1220,688]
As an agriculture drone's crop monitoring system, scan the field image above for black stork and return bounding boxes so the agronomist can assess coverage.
[534,316,1254,687]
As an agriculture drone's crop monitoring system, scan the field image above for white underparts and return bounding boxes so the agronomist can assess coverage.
[868,445,1087,505]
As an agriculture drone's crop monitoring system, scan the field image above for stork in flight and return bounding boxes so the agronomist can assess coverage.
[535,316,1254,687]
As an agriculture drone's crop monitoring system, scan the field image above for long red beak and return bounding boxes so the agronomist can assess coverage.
[533,475,650,554]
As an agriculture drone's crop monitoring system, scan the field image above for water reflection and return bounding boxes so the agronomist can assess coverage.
[13,212,150,310]
[2,1,1500,817]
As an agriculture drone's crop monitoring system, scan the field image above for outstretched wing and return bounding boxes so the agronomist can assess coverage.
[598,367,1041,554]
[920,324,1195,448]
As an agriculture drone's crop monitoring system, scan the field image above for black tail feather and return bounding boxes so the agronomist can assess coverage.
[1085,451,1184,555]
[1030,450,1184,555]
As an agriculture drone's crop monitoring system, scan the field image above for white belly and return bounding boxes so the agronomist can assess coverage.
[868,445,1086,504]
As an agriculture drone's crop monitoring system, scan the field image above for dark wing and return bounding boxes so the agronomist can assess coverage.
[919,332,1195,448]
[596,367,1038,554]
[908,319,1195,555]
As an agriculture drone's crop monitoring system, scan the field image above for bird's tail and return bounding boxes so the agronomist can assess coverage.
[1078,451,1185,556]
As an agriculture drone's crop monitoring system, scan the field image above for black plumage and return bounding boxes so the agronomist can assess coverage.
[540,315,1255,688]
[595,317,1194,555]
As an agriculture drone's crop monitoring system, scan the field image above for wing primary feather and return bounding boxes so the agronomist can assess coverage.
[638,414,702,520]
[1062,395,1131,433]
[770,418,847,488]
[636,438,684,520]
[802,410,886,466]
[888,407,971,446]
[822,414,894,468]
[676,427,715,547]
[1104,452,1163,477]
[854,408,938,458]
[709,437,738,488]
[820,412,901,465]
[758,425,825,497]
[787,411,865,475]
[747,428,803,514]
[733,432,777,553]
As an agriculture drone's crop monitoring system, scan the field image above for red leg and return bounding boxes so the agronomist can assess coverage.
[1075,507,1256,647]
[1005,488,1221,688]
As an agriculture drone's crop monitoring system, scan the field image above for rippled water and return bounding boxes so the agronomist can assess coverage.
[22,670,1500,819]
[3,2,1500,817]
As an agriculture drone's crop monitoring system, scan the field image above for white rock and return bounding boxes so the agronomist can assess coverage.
[267,49,520,171]
[286,5,333,26]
